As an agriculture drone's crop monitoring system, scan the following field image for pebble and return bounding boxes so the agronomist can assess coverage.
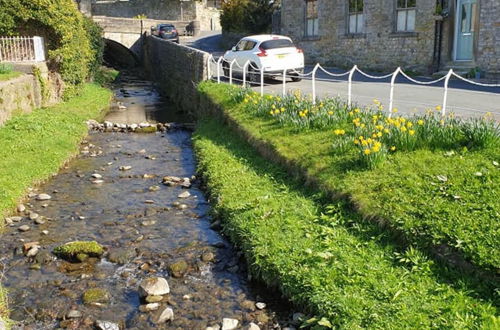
[4,218,13,225]
[11,216,22,222]
[26,246,39,257]
[29,212,39,220]
[153,306,174,324]
[138,277,170,297]
[92,173,103,179]
[255,302,266,310]
[178,191,191,199]
[141,220,156,226]
[36,193,52,201]
[144,200,155,204]
[206,326,221,330]
[18,225,30,232]
[248,323,261,330]
[95,320,120,330]
[182,294,191,300]
[92,179,104,184]
[34,217,45,225]
[222,318,239,330]
[141,303,159,312]
[17,204,26,213]
[201,252,215,262]
[67,310,83,318]
[119,166,132,171]
[41,230,49,235]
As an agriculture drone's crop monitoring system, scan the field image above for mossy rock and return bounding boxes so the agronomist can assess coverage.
[53,241,104,261]
[136,126,157,133]
[83,288,110,304]
[168,259,189,278]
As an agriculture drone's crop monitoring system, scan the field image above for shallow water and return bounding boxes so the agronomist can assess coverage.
[1,72,292,329]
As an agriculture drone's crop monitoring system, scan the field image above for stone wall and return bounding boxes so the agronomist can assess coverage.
[143,36,209,115]
[92,0,196,21]
[0,63,62,125]
[280,0,499,75]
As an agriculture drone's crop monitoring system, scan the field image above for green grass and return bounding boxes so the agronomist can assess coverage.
[194,117,498,328]
[0,71,22,82]
[198,81,500,273]
[0,83,112,219]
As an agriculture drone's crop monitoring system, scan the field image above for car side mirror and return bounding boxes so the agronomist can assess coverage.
[231,46,236,52]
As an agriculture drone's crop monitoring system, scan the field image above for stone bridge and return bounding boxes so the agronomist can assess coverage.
[92,16,195,67]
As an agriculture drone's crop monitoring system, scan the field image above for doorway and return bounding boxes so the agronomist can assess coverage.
[453,0,477,61]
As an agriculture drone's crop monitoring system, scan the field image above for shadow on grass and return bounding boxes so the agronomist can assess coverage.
[195,117,499,308]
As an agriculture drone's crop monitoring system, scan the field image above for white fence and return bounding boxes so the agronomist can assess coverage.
[207,55,500,118]
[0,36,45,62]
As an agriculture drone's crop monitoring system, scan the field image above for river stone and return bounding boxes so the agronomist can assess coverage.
[177,191,191,198]
[95,320,120,330]
[83,288,110,304]
[222,318,239,330]
[145,295,164,303]
[108,248,136,264]
[119,166,132,171]
[92,173,103,179]
[53,241,104,261]
[201,252,215,262]
[248,323,261,330]
[34,217,45,225]
[139,302,159,312]
[255,302,266,310]
[67,310,83,318]
[36,193,52,201]
[4,218,12,225]
[138,277,170,297]
[10,216,22,222]
[29,212,39,220]
[26,246,39,257]
[152,306,174,324]
[168,260,188,278]
[18,225,30,232]
[206,326,221,330]
[17,204,26,213]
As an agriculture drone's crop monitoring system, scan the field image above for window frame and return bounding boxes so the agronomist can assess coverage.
[347,0,364,35]
[395,0,416,32]
[304,0,319,38]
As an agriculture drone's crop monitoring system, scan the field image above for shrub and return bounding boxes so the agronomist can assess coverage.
[0,0,103,97]
[221,0,275,34]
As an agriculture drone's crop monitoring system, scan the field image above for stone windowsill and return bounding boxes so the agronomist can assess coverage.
[302,36,321,41]
[343,33,366,39]
[389,32,419,38]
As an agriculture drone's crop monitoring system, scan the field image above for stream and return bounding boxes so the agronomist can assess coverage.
[1,71,294,329]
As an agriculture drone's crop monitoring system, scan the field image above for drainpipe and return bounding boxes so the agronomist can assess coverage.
[432,0,446,72]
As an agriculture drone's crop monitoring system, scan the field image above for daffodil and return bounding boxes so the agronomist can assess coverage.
[364,149,371,155]
[390,146,396,151]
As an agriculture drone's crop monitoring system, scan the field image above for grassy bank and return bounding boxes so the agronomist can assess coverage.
[0,83,112,218]
[194,117,498,328]
[198,81,500,274]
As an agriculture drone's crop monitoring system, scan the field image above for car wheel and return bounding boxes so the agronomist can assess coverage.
[291,76,302,82]
[222,61,230,77]
[248,66,260,85]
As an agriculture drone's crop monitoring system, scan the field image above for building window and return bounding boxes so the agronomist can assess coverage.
[348,0,364,34]
[396,0,416,32]
[305,0,319,37]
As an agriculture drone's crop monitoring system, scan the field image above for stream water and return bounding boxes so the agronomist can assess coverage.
[1,71,293,329]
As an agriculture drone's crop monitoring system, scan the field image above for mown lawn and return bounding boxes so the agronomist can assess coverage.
[194,117,498,328]
[198,81,500,273]
[0,71,22,81]
[0,83,112,218]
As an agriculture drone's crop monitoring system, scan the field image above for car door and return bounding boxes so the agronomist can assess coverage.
[224,40,246,64]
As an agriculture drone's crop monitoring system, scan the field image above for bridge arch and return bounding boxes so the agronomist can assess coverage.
[103,38,140,68]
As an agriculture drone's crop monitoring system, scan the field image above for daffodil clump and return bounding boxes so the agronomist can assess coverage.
[231,89,500,168]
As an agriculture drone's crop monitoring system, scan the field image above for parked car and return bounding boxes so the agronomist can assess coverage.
[222,35,304,82]
[151,24,179,43]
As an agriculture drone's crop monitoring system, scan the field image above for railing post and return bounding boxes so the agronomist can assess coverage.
[33,36,45,61]
[260,67,264,96]
[388,67,400,118]
[282,69,287,97]
[442,69,453,117]
[229,59,236,85]
[207,55,212,80]
[242,60,249,86]
[348,65,357,108]
[216,57,223,84]
[312,63,319,105]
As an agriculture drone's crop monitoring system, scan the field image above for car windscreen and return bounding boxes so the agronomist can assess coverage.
[160,25,174,32]
[260,39,294,50]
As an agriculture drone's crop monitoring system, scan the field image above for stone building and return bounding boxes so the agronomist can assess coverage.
[278,0,499,78]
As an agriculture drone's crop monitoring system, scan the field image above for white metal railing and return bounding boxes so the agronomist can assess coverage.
[0,36,45,62]
[207,55,500,118]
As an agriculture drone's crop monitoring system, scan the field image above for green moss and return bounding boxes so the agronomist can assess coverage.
[168,260,188,278]
[53,241,104,260]
[136,126,157,133]
[82,288,110,304]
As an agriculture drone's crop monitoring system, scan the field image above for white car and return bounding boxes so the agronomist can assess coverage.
[222,34,304,82]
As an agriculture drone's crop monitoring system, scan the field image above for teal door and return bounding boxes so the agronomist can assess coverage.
[455,0,477,60]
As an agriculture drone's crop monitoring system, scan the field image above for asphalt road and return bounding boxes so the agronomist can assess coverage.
[184,32,500,119]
